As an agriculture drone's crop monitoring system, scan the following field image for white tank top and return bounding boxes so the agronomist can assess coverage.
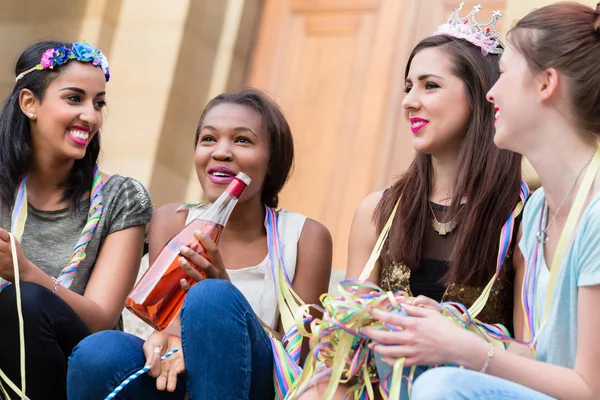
[185,207,306,329]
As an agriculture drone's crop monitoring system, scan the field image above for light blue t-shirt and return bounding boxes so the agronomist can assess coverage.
[519,188,600,368]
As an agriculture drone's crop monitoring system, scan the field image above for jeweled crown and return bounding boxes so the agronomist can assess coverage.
[434,2,503,56]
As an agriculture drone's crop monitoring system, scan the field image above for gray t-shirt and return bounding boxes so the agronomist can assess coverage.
[1,175,152,296]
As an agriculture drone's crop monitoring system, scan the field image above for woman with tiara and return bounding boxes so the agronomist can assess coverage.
[0,40,152,399]
[366,2,600,399]
[301,3,527,399]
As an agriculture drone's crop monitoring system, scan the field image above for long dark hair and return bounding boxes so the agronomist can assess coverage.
[0,40,101,211]
[375,35,522,286]
[195,88,294,208]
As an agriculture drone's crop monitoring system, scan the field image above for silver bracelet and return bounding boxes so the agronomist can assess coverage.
[480,345,495,374]
[51,277,59,294]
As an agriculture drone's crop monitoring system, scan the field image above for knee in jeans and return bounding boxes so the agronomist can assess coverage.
[0,282,53,319]
[183,279,238,316]
[69,331,132,374]
[411,367,464,399]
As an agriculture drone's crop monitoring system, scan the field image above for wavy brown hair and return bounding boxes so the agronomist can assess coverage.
[374,35,522,287]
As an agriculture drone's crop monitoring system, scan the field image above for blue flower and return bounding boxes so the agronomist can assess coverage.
[71,42,97,63]
[53,46,72,66]
[96,50,111,82]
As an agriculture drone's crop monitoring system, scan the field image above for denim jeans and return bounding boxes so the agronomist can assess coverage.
[373,312,554,400]
[67,279,275,400]
[374,309,427,400]
[0,282,90,400]
[409,367,555,399]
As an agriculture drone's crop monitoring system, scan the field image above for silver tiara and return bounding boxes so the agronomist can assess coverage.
[434,2,503,55]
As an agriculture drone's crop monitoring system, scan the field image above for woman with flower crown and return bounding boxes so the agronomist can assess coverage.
[0,40,152,399]
[299,3,528,399]
[362,2,600,399]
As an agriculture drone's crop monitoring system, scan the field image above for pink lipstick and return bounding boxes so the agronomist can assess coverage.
[409,117,429,133]
[207,166,237,184]
[66,125,91,146]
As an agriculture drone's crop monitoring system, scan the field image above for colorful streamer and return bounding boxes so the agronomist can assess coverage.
[104,348,180,399]
[0,166,104,398]
[0,166,104,291]
[522,147,600,348]
[284,181,529,399]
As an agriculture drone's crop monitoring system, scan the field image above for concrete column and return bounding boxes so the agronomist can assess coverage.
[97,0,193,187]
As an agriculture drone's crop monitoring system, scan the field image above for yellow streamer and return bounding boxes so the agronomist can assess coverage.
[0,234,28,399]
[537,147,600,339]
[287,192,524,399]
[359,202,399,281]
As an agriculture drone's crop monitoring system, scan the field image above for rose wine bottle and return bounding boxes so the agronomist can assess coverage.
[126,172,251,330]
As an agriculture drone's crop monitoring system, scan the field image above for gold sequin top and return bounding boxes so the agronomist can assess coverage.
[380,261,514,326]
[378,202,516,328]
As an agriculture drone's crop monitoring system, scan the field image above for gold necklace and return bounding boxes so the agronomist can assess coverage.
[429,202,457,235]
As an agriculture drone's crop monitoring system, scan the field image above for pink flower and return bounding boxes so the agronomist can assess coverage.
[40,49,56,68]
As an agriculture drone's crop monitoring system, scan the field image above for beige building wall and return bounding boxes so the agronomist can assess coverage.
[91,0,263,206]
[0,0,596,271]
[0,1,89,98]
[0,0,261,207]
[505,0,598,31]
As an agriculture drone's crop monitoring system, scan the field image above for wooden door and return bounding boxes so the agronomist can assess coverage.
[247,0,506,270]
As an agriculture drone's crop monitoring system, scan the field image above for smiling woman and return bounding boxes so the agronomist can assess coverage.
[194,102,271,206]
[371,3,600,399]
[194,91,294,209]
[24,63,107,161]
[0,40,153,400]
[298,4,526,399]
[67,88,332,400]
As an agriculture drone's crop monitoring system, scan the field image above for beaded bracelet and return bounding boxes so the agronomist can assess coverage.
[51,277,59,294]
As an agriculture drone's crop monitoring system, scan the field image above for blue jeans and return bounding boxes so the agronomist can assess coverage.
[374,309,552,400]
[0,282,90,400]
[67,279,275,400]
[410,367,555,399]
[374,309,427,400]
[375,355,427,399]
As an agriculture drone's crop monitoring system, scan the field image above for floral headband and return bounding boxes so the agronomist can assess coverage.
[15,41,110,82]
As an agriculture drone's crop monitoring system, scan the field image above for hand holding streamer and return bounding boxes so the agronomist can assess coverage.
[286,182,529,399]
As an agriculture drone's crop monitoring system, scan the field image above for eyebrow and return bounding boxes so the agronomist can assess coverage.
[201,125,258,138]
[405,74,443,83]
[59,87,106,97]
